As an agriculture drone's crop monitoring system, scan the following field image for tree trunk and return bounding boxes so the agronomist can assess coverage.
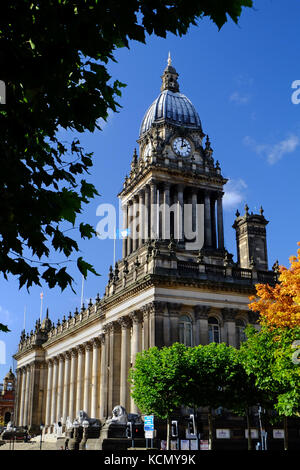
[208,407,213,450]
[166,416,171,450]
[246,408,252,450]
[283,416,288,451]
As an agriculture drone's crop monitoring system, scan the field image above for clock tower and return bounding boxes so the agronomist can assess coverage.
[120,54,227,262]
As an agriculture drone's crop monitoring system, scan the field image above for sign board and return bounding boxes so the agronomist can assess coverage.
[273,429,284,439]
[245,429,259,439]
[145,430,154,439]
[144,415,154,432]
[216,429,230,439]
[200,440,209,450]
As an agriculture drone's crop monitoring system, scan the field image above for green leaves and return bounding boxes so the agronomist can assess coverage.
[0,0,252,294]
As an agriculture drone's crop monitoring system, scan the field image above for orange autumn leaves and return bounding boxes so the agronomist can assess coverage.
[249,242,300,329]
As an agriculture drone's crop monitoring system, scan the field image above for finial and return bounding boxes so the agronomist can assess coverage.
[235,209,240,218]
[245,204,249,215]
[46,308,49,319]
[167,51,172,66]
[260,206,264,216]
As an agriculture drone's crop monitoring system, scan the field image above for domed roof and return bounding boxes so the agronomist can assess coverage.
[139,54,202,136]
[4,368,15,381]
[140,90,202,136]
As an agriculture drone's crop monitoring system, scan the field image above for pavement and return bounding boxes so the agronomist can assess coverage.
[0,440,61,450]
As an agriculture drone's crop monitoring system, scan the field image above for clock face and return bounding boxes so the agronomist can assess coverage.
[172,137,191,157]
[143,143,152,159]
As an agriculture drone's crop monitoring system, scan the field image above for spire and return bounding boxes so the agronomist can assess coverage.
[161,53,179,93]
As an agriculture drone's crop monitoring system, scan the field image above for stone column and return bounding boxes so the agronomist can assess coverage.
[139,189,145,245]
[91,338,100,419]
[62,352,71,424]
[192,191,198,235]
[167,303,181,344]
[68,349,77,421]
[204,192,212,247]
[45,360,53,427]
[162,182,170,241]
[194,306,210,346]
[56,354,65,423]
[127,200,133,256]
[211,195,217,248]
[132,195,139,252]
[144,185,150,241]
[99,332,108,419]
[23,365,31,426]
[130,311,142,413]
[142,307,149,351]
[122,203,128,258]
[119,317,131,410]
[76,346,85,414]
[217,193,225,250]
[18,368,25,427]
[107,322,121,413]
[83,342,92,414]
[222,308,237,347]
[150,181,157,239]
[176,184,184,240]
[50,358,58,426]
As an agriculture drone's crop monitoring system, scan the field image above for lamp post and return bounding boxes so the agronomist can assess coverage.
[40,424,44,450]
[79,419,89,450]
[12,427,16,450]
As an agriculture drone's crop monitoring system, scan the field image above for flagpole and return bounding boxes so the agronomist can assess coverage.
[40,292,43,322]
[113,226,116,267]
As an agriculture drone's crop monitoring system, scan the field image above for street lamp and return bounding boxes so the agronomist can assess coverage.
[12,427,16,450]
[40,424,44,450]
[80,419,89,450]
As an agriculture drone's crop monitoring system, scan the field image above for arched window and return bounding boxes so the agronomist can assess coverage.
[208,317,220,343]
[236,319,246,346]
[4,412,11,424]
[179,315,193,347]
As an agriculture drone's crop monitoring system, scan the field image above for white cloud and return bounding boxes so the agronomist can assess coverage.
[223,179,247,209]
[229,91,251,105]
[0,306,13,327]
[244,134,300,165]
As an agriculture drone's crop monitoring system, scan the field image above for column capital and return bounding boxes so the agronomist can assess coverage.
[91,337,101,348]
[63,351,71,360]
[167,302,182,315]
[118,316,131,329]
[76,344,85,355]
[99,333,106,345]
[221,308,238,322]
[83,341,93,351]
[70,348,78,358]
[129,310,143,324]
[194,305,210,319]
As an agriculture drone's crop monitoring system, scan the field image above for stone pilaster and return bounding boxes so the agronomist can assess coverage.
[62,352,71,424]
[91,338,100,419]
[194,305,210,345]
[68,349,77,421]
[99,332,108,419]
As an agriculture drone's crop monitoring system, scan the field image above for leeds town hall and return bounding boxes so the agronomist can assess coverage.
[13,57,278,439]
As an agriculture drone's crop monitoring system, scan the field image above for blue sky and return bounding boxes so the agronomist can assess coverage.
[1,0,300,379]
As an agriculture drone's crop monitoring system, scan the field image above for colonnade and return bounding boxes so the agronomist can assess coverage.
[16,308,154,429]
[122,180,224,257]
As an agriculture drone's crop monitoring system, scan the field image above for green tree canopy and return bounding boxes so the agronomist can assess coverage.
[240,325,300,418]
[0,0,253,297]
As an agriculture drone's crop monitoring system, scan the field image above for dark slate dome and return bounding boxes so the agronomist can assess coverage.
[139,54,202,136]
[140,90,202,136]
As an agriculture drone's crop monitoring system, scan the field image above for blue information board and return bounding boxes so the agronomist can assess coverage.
[144,415,154,431]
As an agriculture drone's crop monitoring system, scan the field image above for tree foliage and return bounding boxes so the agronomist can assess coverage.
[0,0,253,296]
[249,243,300,329]
[240,325,300,418]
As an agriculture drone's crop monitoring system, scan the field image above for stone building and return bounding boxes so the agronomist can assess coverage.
[13,56,277,433]
[0,368,15,425]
